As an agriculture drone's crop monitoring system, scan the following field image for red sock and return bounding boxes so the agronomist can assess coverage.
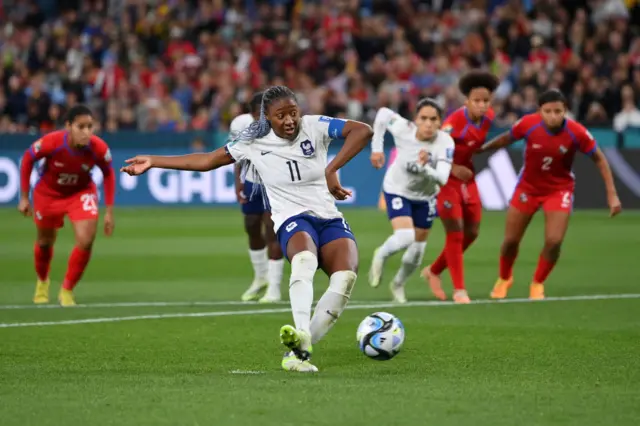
[444,231,465,290]
[499,254,517,280]
[533,255,556,284]
[62,247,92,291]
[430,234,476,275]
[430,250,447,275]
[34,244,53,281]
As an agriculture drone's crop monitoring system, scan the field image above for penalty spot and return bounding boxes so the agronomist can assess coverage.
[229,370,265,375]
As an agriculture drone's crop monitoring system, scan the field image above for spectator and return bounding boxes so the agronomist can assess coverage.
[0,0,639,135]
[613,85,640,132]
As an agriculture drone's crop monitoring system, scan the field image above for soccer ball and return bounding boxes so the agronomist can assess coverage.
[356,312,405,360]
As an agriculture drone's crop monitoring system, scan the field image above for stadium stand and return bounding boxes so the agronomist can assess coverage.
[0,0,639,135]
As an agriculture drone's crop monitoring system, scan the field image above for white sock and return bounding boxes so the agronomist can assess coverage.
[377,228,415,260]
[288,251,317,334]
[267,258,285,295]
[310,270,357,344]
[393,241,427,287]
[249,248,268,282]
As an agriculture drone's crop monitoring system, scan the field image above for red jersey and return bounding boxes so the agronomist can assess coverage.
[20,130,116,205]
[441,107,494,185]
[510,114,597,196]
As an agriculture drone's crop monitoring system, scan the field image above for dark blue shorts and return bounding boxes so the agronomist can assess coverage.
[383,192,437,230]
[241,181,270,215]
[277,214,356,260]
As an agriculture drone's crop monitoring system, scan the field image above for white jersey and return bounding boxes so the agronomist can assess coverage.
[226,115,346,232]
[372,107,454,201]
[230,113,256,183]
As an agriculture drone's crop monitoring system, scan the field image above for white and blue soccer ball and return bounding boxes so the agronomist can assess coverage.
[356,312,405,360]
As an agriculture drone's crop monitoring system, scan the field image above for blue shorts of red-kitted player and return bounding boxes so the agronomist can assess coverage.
[241,180,271,215]
[383,192,438,230]
[277,213,357,262]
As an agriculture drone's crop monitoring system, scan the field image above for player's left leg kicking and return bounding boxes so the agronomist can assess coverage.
[277,215,357,372]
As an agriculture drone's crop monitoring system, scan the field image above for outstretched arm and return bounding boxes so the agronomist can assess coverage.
[480,117,531,153]
[478,131,516,153]
[591,148,622,217]
[121,147,235,175]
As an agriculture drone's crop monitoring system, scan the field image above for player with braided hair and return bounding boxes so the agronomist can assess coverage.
[122,85,374,373]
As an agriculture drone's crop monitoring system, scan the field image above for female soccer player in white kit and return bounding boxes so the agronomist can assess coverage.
[121,86,373,373]
[369,99,454,303]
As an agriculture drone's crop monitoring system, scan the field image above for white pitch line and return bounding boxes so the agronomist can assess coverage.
[0,293,639,329]
[1,292,640,311]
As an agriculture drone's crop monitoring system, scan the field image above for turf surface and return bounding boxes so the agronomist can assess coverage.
[1,208,639,426]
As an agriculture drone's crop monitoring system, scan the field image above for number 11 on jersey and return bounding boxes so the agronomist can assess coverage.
[287,160,301,182]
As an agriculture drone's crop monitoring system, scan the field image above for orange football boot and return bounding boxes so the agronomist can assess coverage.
[529,282,545,300]
[490,277,513,299]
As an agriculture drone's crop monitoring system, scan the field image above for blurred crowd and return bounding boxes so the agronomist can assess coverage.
[1,0,640,135]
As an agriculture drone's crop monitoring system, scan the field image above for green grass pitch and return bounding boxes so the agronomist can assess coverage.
[0,207,639,426]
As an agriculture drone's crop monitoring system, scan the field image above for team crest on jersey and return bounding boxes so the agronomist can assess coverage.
[442,124,453,134]
[82,164,90,171]
[300,140,314,157]
[520,192,528,203]
[559,145,567,154]
[443,200,452,209]
[104,149,112,162]
[33,141,41,153]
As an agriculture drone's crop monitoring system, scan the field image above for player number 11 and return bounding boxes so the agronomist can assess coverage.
[286,160,302,182]
[541,156,553,171]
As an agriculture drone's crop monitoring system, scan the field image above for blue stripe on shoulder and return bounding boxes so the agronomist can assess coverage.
[327,118,346,139]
